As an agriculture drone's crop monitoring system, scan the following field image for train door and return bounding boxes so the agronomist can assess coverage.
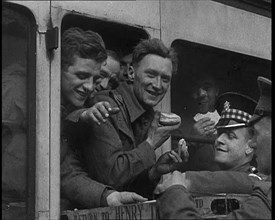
[2,1,52,219]
[48,1,162,218]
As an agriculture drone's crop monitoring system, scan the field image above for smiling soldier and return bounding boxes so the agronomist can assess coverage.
[214,92,257,172]
[76,38,180,199]
[60,27,149,210]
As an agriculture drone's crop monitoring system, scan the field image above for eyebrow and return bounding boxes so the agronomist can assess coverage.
[146,68,171,78]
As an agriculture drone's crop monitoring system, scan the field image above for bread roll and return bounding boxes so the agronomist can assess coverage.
[159,112,181,126]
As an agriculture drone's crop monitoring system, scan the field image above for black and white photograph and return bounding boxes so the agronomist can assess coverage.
[2,1,271,219]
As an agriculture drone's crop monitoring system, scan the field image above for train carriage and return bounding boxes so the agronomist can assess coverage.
[2,1,271,219]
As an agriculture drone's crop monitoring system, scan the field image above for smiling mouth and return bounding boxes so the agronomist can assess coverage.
[76,90,89,99]
[147,90,161,97]
[199,101,208,105]
[216,148,227,152]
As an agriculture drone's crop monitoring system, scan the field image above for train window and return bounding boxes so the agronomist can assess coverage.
[2,3,36,220]
[62,14,149,59]
[170,39,271,142]
[212,0,271,18]
[60,13,149,211]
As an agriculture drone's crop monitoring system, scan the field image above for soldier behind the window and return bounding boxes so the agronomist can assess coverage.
[60,27,148,210]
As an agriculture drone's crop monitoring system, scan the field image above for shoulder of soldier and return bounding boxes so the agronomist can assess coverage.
[248,167,269,181]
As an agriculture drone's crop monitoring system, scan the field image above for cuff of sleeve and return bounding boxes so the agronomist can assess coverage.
[100,187,116,207]
[66,108,88,123]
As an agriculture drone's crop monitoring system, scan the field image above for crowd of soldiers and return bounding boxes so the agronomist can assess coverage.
[58,27,271,219]
[3,26,270,219]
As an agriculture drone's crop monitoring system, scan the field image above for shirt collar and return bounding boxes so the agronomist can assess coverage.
[116,82,148,123]
[230,162,251,173]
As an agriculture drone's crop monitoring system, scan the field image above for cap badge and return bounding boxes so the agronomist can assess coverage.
[224,101,230,111]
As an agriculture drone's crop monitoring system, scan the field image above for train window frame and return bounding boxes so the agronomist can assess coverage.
[170,38,271,144]
[212,0,271,18]
[59,13,150,212]
[2,2,36,219]
[61,13,150,57]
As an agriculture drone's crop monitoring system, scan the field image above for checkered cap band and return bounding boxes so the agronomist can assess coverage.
[220,108,252,123]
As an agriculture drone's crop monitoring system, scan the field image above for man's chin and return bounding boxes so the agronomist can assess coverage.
[198,108,209,114]
[71,99,85,109]
[144,99,161,108]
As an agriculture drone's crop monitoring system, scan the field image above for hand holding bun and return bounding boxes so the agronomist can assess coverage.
[147,111,181,150]
[159,112,181,126]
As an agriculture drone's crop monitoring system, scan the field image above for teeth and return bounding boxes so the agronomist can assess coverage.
[77,91,87,97]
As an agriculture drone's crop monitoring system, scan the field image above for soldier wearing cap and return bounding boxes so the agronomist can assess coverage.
[155,76,272,219]
[214,92,257,172]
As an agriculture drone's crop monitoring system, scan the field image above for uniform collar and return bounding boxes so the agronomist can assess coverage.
[230,162,252,173]
[116,82,149,123]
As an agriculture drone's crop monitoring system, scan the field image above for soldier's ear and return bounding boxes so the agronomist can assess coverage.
[245,147,254,155]
[128,66,135,82]
[246,140,256,155]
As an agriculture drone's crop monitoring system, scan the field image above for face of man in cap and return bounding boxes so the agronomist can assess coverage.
[214,120,254,170]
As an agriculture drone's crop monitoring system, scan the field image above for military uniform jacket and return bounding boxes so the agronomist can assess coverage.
[185,163,259,195]
[60,105,108,210]
[157,177,271,219]
[78,82,156,198]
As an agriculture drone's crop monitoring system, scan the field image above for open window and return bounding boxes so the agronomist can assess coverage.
[2,3,36,220]
[212,0,271,17]
[62,14,149,59]
[170,39,271,144]
[60,13,149,212]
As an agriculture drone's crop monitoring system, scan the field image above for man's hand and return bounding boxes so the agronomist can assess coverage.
[106,191,148,206]
[80,101,119,125]
[148,150,182,183]
[146,111,181,150]
[191,117,216,136]
[154,171,189,195]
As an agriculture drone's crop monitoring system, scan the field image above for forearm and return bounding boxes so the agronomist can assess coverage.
[65,108,88,122]
[61,149,107,209]
[158,185,202,219]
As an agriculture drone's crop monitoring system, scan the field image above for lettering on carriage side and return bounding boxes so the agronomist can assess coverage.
[137,204,143,219]
[89,213,98,220]
[72,212,99,220]
[76,214,87,220]
[124,205,136,219]
[151,203,157,219]
[115,206,124,219]
[115,203,145,220]
[195,199,203,208]
[101,211,110,220]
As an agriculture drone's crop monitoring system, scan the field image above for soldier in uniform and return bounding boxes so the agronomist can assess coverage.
[155,76,272,219]
[213,92,257,172]
[155,92,259,196]
[60,27,148,210]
